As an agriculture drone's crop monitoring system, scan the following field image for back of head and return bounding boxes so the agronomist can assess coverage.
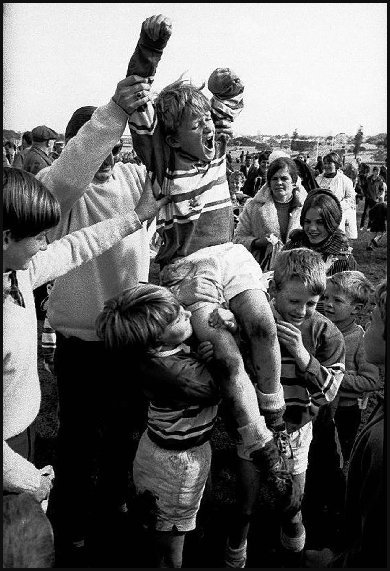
[267,157,298,186]
[327,271,375,308]
[155,78,210,135]
[22,131,32,147]
[273,248,327,296]
[300,190,342,234]
[65,106,97,142]
[3,493,54,568]
[3,167,61,240]
[96,283,181,353]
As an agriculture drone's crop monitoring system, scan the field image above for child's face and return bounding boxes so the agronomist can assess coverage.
[273,278,320,327]
[3,231,48,271]
[158,306,193,348]
[303,207,330,244]
[323,283,359,325]
[230,177,243,194]
[172,111,215,162]
[364,305,385,365]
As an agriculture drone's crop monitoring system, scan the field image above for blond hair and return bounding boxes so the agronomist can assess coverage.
[95,284,181,352]
[155,78,210,135]
[327,271,375,308]
[273,248,327,295]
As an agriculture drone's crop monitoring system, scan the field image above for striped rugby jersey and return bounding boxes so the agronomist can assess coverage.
[136,344,221,450]
[271,302,345,433]
[128,89,243,268]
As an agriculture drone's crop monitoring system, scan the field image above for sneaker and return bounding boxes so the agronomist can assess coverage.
[250,440,301,518]
[224,540,247,568]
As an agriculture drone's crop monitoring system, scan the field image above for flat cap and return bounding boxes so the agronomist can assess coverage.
[31,125,58,142]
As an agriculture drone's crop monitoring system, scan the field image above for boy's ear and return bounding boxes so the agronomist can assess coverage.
[165,134,181,149]
[351,302,364,315]
[3,230,12,251]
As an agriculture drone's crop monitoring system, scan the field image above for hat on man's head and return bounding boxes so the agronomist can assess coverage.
[268,150,290,163]
[65,106,97,141]
[31,125,58,142]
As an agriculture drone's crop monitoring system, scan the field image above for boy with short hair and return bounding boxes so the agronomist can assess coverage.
[303,280,386,568]
[126,15,288,479]
[96,283,238,567]
[225,248,346,566]
[323,271,381,462]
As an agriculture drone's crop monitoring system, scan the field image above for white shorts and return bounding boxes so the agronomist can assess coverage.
[133,431,212,532]
[236,421,313,475]
[160,242,266,312]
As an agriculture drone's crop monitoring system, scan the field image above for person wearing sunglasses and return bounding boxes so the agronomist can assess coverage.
[34,73,161,559]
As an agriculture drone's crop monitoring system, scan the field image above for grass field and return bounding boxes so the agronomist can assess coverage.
[34,200,386,568]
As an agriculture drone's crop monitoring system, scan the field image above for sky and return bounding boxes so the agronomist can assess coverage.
[3,3,387,138]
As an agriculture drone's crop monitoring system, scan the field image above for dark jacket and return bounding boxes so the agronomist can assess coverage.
[23,145,53,175]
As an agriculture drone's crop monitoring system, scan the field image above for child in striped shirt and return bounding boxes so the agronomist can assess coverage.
[96,283,234,567]
[225,249,346,566]
[126,15,289,483]
[323,271,381,463]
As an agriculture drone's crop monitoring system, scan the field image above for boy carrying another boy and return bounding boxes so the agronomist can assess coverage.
[125,14,290,494]
[323,271,381,463]
[96,283,240,567]
[225,248,346,566]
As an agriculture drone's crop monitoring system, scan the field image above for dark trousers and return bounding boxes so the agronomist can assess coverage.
[360,197,376,228]
[334,405,361,463]
[304,404,345,515]
[51,332,147,542]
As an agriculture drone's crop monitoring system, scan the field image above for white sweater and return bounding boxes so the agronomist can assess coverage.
[37,99,151,340]
[3,214,142,493]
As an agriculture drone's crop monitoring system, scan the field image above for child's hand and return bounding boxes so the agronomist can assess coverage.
[208,68,244,98]
[276,320,311,371]
[112,75,152,114]
[197,340,214,362]
[142,14,172,42]
[135,176,169,222]
[208,307,237,333]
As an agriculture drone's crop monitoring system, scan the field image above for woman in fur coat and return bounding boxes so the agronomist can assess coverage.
[233,157,307,270]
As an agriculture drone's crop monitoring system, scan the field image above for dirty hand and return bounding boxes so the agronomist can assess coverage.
[142,14,172,42]
[276,320,310,370]
[208,307,237,333]
[197,340,214,362]
[135,176,170,223]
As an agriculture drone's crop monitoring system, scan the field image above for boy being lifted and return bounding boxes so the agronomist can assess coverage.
[126,15,292,486]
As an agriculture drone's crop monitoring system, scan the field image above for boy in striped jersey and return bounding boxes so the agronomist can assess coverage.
[225,249,345,566]
[126,15,289,483]
[96,283,239,567]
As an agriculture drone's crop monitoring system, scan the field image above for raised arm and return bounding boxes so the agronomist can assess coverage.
[36,77,151,217]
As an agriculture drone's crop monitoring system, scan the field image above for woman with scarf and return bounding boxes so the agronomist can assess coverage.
[234,157,307,270]
[315,152,357,240]
[283,189,357,282]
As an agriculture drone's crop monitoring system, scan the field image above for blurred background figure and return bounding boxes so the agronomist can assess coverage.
[49,140,65,161]
[4,140,17,166]
[13,131,33,169]
[23,125,58,175]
